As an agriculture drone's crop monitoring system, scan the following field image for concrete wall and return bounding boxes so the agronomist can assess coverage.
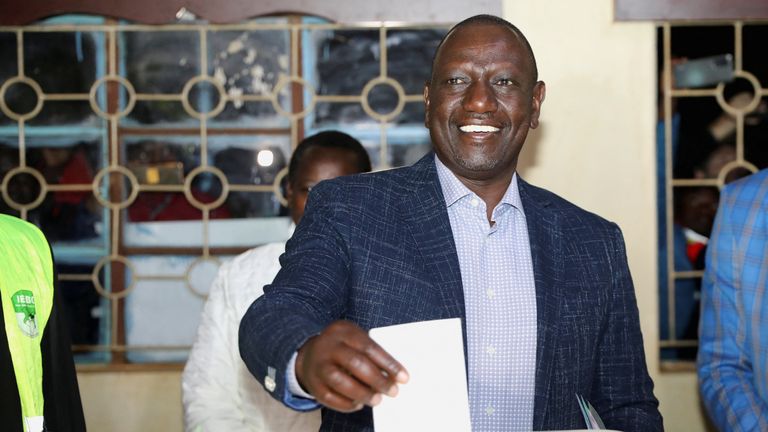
[78,371,183,431]
[77,0,708,430]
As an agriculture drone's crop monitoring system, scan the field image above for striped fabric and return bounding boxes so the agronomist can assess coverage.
[698,168,768,431]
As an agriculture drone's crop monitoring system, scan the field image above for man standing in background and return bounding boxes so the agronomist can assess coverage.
[183,131,371,432]
[698,168,768,431]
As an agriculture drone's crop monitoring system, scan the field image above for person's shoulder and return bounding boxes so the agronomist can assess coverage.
[520,179,615,229]
[313,155,432,199]
[723,168,768,198]
[208,242,285,311]
[717,169,768,230]
[216,242,285,289]
[227,242,285,273]
[0,214,49,244]
[335,159,426,185]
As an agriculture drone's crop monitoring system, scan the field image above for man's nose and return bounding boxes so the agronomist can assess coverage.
[463,81,497,114]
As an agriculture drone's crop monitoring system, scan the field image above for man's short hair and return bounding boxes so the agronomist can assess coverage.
[287,131,372,184]
[430,14,539,82]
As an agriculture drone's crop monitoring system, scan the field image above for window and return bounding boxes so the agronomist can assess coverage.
[657,21,768,365]
[0,15,449,364]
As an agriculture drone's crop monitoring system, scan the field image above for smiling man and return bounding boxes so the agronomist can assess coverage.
[239,14,662,432]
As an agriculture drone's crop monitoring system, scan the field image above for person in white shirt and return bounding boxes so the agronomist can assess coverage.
[182,131,372,432]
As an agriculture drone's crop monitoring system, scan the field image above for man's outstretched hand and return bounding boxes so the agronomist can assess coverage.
[295,320,409,412]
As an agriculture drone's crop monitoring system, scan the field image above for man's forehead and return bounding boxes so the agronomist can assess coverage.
[442,22,522,50]
[434,23,532,70]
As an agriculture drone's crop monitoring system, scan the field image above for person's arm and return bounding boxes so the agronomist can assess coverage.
[591,224,663,432]
[697,195,768,431]
[238,181,406,413]
[41,261,86,432]
[182,262,250,431]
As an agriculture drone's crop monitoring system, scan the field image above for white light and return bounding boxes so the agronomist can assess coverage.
[257,149,274,167]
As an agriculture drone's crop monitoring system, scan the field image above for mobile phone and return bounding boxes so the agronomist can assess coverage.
[673,54,734,89]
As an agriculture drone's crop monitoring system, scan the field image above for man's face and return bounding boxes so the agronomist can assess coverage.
[424,23,545,184]
[677,187,719,238]
[286,147,362,225]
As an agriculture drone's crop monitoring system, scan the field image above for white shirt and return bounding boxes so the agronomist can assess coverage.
[183,241,321,432]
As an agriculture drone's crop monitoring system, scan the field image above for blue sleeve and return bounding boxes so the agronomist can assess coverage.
[698,178,768,431]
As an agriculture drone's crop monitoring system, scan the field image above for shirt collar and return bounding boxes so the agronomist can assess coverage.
[434,155,524,212]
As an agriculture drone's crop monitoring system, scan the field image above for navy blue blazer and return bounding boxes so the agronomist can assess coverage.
[239,154,662,431]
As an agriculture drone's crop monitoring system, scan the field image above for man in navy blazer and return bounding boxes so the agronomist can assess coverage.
[240,14,662,431]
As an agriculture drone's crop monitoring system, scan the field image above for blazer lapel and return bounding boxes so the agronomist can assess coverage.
[398,154,465,319]
[519,177,564,430]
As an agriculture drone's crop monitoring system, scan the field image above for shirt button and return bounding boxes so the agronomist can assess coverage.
[486,405,495,416]
[486,289,495,299]
[470,198,479,207]
[486,346,496,356]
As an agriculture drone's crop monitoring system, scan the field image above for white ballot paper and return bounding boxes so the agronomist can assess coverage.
[369,318,472,432]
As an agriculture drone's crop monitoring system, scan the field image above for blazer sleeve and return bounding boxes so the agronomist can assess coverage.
[239,181,352,411]
[697,185,768,431]
[592,224,663,432]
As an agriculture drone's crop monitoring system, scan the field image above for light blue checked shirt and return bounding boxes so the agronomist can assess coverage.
[436,156,537,432]
[698,168,768,432]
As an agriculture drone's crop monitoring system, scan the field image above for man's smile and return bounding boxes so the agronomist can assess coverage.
[458,124,500,133]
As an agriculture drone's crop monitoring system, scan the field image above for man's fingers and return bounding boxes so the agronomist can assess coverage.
[361,340,409,385]
[318,363,379,408]
[332,346,394,398]
[335,322,410,386]
[311,381,365,413]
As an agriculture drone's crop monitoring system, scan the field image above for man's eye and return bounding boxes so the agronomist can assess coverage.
[446,77,465,85]
[496,78,515,86]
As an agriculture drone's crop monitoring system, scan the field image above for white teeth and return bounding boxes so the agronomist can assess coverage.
[459,125,499,133]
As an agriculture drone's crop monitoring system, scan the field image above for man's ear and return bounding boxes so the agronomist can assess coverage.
[423,83,431,128]
[529,81,546,129]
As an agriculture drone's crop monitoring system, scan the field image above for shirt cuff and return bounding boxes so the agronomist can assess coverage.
[286,351,315,400]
